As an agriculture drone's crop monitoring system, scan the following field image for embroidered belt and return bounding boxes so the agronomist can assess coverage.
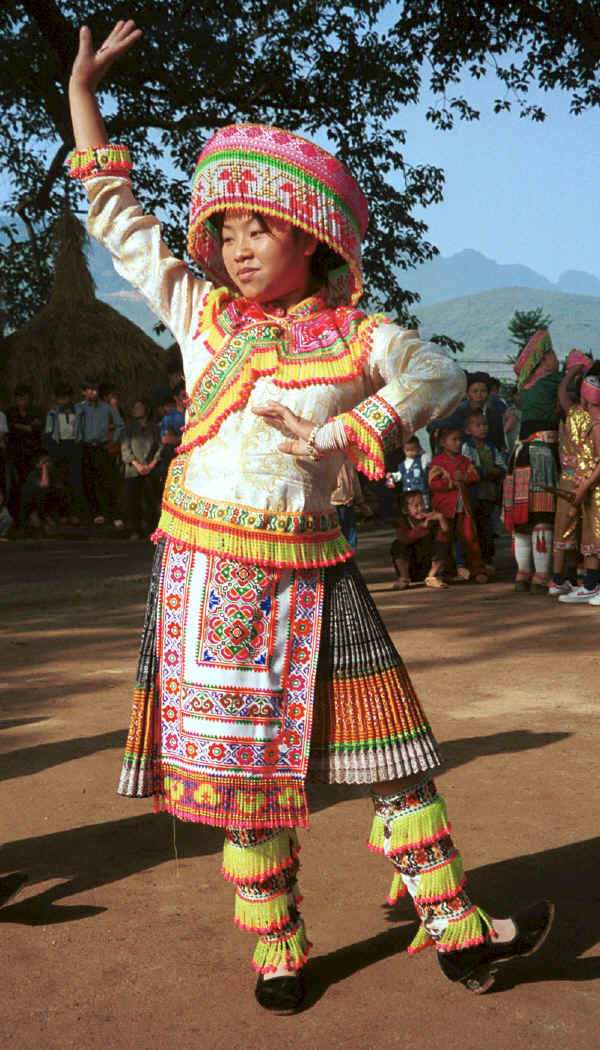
[153,459,352,569]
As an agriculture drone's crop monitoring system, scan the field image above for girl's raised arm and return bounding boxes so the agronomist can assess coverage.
[69,20,142,149]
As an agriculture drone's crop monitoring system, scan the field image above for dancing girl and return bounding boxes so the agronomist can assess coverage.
[68,19,553,1011]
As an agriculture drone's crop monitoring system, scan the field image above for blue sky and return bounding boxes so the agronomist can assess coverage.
[395,76,599,282]
[2,55,598,287]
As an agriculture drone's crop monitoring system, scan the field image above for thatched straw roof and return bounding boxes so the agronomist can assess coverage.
[0,209,169,410]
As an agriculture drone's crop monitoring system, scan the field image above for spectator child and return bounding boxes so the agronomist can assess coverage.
[21,453,59,529]
[45,382,85,522]
[387,435,431,505]
[330,460,371,550]
[158,381,186,484]
[428,425,488,583]
[159,381,186,444]
[78,378,124,525]
[461,408,506,572]
[390,490,449,590]
[121,398,163,539]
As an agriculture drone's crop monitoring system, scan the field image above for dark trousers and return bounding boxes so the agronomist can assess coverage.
[473,498,496,564]
[82,444,115,520]
[123,473,161,534]
[50,443,85,518]
[391,533,449,581]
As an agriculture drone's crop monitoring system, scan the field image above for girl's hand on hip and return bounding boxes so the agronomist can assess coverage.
[70,20,142,91]
[253,400,315,458]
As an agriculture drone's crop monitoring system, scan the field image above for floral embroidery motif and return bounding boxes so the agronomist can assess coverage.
[152,544,324,827]
[196,557,277,671]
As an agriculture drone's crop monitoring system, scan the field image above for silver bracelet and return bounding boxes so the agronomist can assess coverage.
[305,425,322,461]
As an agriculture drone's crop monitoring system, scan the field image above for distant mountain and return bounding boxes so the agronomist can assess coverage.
[407,249,600,305]
[84,243,600,373]
[416,286,600,377]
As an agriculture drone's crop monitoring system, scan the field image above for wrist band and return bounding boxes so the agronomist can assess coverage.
[312,418,349,453]
[67,144,132,181]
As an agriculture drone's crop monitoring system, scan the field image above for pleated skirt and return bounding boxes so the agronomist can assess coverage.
[120,540,442,811]
[308,559,442,783]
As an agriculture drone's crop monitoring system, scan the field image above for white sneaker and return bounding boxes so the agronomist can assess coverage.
[558,585,600,604]
[587,592,600,606]
[548,580,574,597]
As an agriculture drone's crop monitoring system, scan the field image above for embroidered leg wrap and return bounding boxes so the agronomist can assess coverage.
[368,778,492,955]
[223,827,311,974]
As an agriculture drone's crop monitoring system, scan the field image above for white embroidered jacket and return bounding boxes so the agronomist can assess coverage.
[85,176,465,567]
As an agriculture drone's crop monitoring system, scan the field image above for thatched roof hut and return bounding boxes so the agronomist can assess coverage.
[0,210,169,411]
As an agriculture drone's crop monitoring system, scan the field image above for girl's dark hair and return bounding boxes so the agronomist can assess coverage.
[438,424,461,442]
[401,490,424,510]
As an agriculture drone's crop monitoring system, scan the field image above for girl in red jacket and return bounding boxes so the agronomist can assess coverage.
[428,426,488,583]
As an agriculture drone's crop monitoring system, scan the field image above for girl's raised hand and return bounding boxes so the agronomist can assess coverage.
[70,20,142,92]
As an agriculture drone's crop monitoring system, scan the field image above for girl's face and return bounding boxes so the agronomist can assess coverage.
[220,212,316,307]
[440,430,461,455]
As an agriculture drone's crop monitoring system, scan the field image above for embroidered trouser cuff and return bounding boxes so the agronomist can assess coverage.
[223,827,311,973]
[368,778,492,954]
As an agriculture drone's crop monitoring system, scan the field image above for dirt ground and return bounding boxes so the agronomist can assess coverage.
[1,529,599,1050]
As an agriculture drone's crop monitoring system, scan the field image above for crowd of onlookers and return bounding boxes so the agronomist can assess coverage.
[335,372,520,589]
[0,375,186,540]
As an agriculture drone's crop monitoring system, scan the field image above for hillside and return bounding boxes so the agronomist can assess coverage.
[406,248,600,305]
[86,243,600,375]
[415,285,600,375]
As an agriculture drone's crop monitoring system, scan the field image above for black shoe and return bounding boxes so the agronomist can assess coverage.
[254,970,305,1013]
[514,579,530,592]
[438,900,554,993]
[529,582,548,594]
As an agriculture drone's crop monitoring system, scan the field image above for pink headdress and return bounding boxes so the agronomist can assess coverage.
[581,376,600,404]
[566,349,594,375]
[514,330,554,389]
[187,124,368,306]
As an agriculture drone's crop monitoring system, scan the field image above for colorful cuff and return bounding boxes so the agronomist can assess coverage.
[67,144,132,181]
[339,394,403,480]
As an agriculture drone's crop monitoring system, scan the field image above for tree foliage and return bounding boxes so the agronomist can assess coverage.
[508,306,553,350]
[1,0,599,334]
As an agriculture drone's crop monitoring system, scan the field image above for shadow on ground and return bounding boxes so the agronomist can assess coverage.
[300,834,600,1007]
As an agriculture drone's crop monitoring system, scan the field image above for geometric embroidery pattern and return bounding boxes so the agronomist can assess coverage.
[153,542,324,828]
[196,557,277,671]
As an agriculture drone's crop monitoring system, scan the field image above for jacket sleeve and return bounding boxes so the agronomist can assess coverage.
[84,175,211,365]
[461,443,481,476]
[336,323,466,479]
[109,405,125,442]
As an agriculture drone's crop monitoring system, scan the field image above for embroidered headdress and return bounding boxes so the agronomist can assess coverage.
[566,349,594,375]
[514,329,554,388]
[187,124,368,306]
